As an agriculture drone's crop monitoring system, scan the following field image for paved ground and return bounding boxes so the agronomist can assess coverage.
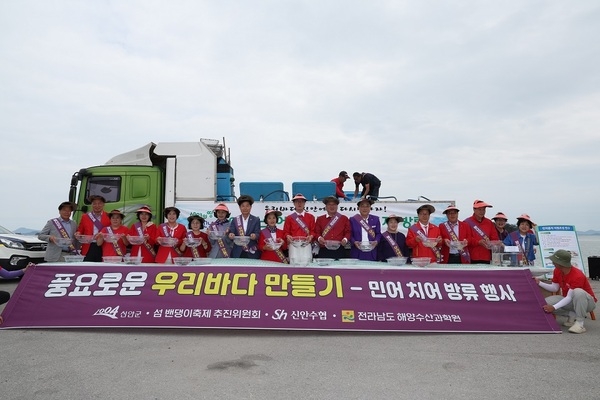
[1,278,599,400]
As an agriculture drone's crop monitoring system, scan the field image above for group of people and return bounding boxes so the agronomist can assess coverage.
[331,170,539,266]
[4,192,593,334]
[35,194,541,266]
[404,199,540,266]
[332,171,381,201]
[204,194,542,266]
[290,196,540,266]
[38,195,245,263]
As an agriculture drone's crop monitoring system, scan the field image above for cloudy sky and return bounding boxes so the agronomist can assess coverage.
[1,1,599,232]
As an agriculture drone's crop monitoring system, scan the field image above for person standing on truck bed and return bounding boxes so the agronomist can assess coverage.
[331,171,350,200]
[207,203,234,259]
[228,195,261,259]
[352,172,381,201]
[155,207,187,264]
[38,201,79,262]
[76,195,110,262]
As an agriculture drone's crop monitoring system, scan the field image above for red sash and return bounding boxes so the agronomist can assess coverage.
[382,231,403,257]
[134,222,156,256]
[442,222,471,263]
[106,227,123,256]
[409,224,442,263]
[52,218,76,253]
[160,224,183,256]
[261,228,288,263]
[353,215,376,240]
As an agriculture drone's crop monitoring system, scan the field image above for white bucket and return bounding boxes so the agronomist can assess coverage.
[289,245,312,266]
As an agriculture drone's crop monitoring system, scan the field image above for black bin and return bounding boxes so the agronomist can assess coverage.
[589,256,600,280]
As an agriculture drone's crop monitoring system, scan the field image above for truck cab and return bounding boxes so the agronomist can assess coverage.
[69,139,235,226]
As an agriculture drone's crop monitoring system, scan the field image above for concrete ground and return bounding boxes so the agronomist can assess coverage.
[1,278,599,400]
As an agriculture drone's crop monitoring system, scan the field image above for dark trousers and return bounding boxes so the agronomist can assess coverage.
[362,185,381,200]
[447,254,462,264]
[84,243,103,262]
[239,250,261,259]
[471,259,490,264]
[0,290,10,306]
[317,247,350,260]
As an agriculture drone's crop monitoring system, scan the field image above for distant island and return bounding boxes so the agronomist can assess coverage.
[578,230,600,236]
[14,227,41,235]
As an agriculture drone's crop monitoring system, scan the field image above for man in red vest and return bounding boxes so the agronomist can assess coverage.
[464,199,499,264]
[535,249,597,334]
[75,195,110,262]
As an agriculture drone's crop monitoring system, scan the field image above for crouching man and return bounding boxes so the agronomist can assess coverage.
[535,249,597,334]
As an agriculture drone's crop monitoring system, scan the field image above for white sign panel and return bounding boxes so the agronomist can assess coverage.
[536,225,586,275]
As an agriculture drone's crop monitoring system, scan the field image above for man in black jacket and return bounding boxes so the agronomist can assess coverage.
[352,172,381,200]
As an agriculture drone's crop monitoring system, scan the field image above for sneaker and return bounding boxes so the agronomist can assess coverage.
[563,320,575,327]
[568,324,586,334]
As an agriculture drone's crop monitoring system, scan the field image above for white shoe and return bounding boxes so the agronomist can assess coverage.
[568,324,586,334]
[563,319,575,327]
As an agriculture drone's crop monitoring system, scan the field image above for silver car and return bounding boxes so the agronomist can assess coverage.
[0,225,46,271]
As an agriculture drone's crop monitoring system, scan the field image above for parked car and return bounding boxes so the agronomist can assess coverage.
[0,224,46,271]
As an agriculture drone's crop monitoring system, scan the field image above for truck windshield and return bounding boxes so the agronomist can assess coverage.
[85,177,121,203]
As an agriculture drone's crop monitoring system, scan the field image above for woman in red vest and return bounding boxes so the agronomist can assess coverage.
[155,207,187,264]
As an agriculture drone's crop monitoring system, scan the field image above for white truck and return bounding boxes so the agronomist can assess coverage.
[68,138,454,228]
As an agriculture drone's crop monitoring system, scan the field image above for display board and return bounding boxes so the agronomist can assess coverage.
[536,225,585,275]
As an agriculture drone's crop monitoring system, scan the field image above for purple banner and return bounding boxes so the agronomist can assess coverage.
[0,264,560,333]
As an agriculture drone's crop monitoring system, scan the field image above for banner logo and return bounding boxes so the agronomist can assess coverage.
[271,309,288,320]
[93,306,120,319]
[341,310,355,323]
